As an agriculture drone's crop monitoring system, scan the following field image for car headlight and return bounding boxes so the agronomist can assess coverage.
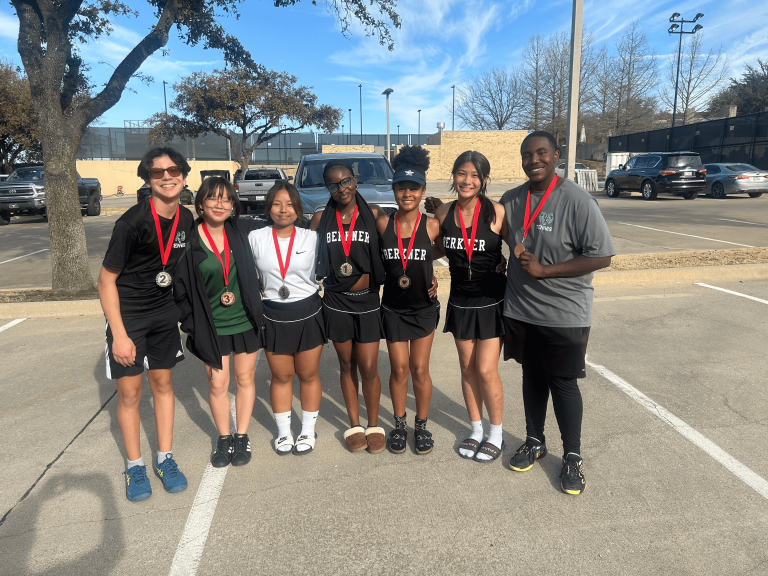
[36,187,45,196]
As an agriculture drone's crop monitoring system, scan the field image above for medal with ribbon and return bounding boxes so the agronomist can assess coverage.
[272,226,297,299]
[457,198,481,280]
[395,211,422,289]
[514,175,558,259]
[335,205,358,277]
[201,222,235,306]
[149,197,180,288]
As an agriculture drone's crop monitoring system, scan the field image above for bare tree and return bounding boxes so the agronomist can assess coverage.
[661,34,729,124]
[454,68,525,130]
[613,21,658,135]
[521,35,546,131]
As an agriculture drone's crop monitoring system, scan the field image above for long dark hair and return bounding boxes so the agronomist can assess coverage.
[264,181,304,226]
[450,150,495,224]
[194,176,241,222]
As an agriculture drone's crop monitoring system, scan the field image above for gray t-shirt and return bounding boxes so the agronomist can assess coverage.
[500,178,615,328]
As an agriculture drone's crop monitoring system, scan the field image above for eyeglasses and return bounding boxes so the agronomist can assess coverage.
[327,176,354,195]
[204,197,233,206]
[150,166,182,179]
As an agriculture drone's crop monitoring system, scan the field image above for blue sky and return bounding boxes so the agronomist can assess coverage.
[1,0,767,135]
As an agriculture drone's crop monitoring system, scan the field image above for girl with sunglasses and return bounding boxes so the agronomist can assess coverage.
[174,177,264,468]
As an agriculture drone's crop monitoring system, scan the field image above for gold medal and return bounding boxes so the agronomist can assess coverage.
[340,261,353,276]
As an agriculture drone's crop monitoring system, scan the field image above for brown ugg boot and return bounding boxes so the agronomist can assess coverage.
[344,426,367,452]
[365,427,386,454]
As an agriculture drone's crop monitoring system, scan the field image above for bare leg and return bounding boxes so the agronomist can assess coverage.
[266,351,296,414]
[386,340,410,417]
[205,356,231,436]
[409,330,436,420]
[116,374,143,461]
[454,339,484,422]
[354,340,382,427]
[474,337,504,426]
[294,345,323,412]
[333,340,361,427]
[147,368,175,453]
[232,350,258,434]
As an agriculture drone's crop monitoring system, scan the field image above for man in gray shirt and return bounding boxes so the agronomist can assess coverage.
[500,131,614,496]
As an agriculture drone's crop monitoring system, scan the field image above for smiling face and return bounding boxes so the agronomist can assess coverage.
[269,188,298,227]
[453,161,487,201]
[200,186,233,226]
[146,154,186,201]
[521,136,560,189]
[325,166,357,207]
[393,181,425,212]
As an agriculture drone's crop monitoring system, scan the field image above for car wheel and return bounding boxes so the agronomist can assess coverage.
[87,195,101,216]
[748,192,763,198]
[641,180,657,200]
[0,210,10,225]
[682,190,699,200]
[712,182,726,199]
[605,180,620,198]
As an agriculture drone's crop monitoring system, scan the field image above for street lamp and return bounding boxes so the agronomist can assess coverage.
[348,108,352,145]
[162,80,169,115]
[383,88,394,161]
[668,12,704,128]
[358,84,363,145]
[451,85,456,130]
[417,109,421,144]
[342,124,344,144]
[397,125,400,146]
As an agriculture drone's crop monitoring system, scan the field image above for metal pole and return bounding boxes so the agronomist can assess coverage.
[418,110,421,143]
[162,81,168,115]
[672,31,684,128]
[397,125,400,145]
[451,85,455,130]
[564,0,583,182]
[359,84,363,145]
[348,109,352,145]
[383,88,393,161]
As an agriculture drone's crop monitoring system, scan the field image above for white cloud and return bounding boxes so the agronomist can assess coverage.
[0,11,19,40]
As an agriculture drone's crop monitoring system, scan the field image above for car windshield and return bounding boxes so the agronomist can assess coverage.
[7,167,44,181]
[726,164,759,173]
[667,155,703,168]
[575,163,588,170]
[245,170,281,180]
[300,158,393,188]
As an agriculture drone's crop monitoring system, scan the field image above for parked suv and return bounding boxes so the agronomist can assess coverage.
[605,152,707,200]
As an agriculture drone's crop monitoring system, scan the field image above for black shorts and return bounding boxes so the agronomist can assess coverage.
[382,302,440,343]
[322,288,384,344]
[502,316,590,379]
[104,307,184,380]
[263,292,327,354]
[217,327,262,356]
[443,294,505,341]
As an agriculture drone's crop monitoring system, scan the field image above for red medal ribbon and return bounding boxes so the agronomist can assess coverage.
[335,205,359,258]
[395,212,422,272]
[523,175,558,240]
[149,197,180,268]
[201,223,231,287]
[457,198,481,264]
[272,226,297,280]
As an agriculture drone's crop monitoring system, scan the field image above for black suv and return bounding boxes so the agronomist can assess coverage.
[605,152,707,200]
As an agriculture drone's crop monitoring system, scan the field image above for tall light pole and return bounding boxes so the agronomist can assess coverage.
[383,88,394,161]
[358,84,363,145]
[417,109,421,144]
[342,124,344,144]
[397,125,400,146]
[451,85,456,130]
[348,108,352,145]
[162,80,169,115]
[564,0,583,182]
[668,13,704,128]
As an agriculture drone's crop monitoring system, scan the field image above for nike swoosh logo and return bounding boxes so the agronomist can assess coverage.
[296,250,307,254]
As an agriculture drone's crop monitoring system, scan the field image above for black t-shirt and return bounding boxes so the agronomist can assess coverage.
[103,201,195,319]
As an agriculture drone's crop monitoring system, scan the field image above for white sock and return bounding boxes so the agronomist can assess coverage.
[274,411,292,453]
[126,457,144,470]
[156,450,172,466]
[476,423,503,461]
[459,420,485,458]
[296,410,319,453]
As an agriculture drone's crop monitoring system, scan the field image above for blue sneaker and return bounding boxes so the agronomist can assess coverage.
[125,465,152,502]
[153,454,188,493]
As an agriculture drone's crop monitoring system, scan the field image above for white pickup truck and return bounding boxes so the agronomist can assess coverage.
[234,166,292,214]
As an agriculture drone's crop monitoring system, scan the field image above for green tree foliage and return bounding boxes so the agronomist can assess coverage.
[147,67,342,176]
[709,59,768,117]
[0,61,41,172]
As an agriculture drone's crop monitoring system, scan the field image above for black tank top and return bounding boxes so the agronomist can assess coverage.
[322,215,374,288]
[441,199,505,299]
[381,214,435,311]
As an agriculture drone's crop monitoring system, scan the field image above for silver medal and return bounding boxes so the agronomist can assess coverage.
[156,270,172,287]
[278,285,290,300]
[398,274,411,289]
[339,261,353,277]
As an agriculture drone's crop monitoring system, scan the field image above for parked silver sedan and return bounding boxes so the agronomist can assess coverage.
[703,163,768,198]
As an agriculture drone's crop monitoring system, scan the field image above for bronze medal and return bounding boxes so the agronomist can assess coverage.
[155,270,173,288]
[514,243,526,259]
[278,285,290,300]
[220,291,235,306]
[398,274,411,289]
[340,261,353,276]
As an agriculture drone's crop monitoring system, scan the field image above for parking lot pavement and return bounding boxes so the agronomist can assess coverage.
[1,280,767,575]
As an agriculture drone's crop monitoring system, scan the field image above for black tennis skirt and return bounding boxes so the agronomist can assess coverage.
[217,327,262,356]
[262,292,327,354]
[443,293,505,341]
[382,302,440,343]
[322,287,384,344]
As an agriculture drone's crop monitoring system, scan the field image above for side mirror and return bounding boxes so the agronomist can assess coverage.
[288,176,293,181]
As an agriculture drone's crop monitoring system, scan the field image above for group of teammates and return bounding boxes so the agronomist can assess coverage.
[98,130,615,503]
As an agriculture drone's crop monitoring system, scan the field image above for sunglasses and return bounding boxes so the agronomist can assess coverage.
[327,176,354,195]
[150,166,182,179]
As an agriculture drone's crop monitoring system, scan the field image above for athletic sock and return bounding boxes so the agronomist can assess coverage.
[126,457,144,470]
[459,420,485,458]
[394,413,407,430]
[476,423,503,461]
[156,450,172,466]
[296,410,319,453]
[415,417,428,430]
[274,411,292,453]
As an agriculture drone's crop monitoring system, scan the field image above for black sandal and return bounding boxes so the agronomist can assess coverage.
[458,438,481,460]
[415,429,434,455]
[474,440,506,464]
[387,428,407,454]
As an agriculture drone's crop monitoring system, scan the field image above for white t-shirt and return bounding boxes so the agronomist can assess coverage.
[248,226,320,302]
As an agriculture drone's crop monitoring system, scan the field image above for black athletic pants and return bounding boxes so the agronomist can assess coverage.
[522,361,583,456]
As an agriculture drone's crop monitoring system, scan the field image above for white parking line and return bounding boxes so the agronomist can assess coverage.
[718,218,768,227]
[169,352,260,576]
[616,222,754,248]
[436,257,449,267]
[695,283,768,305]
[0,249,49,265]
[0,318,26,333]
[587,359,768,501]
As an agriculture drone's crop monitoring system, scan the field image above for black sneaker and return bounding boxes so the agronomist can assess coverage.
[211,435,233,467]
[231,434,252,466]
[509,436,547,472]
[560,453,586,495]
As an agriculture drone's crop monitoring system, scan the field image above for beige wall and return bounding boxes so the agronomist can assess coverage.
[77,160,297,196]
[320,145,375,154]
